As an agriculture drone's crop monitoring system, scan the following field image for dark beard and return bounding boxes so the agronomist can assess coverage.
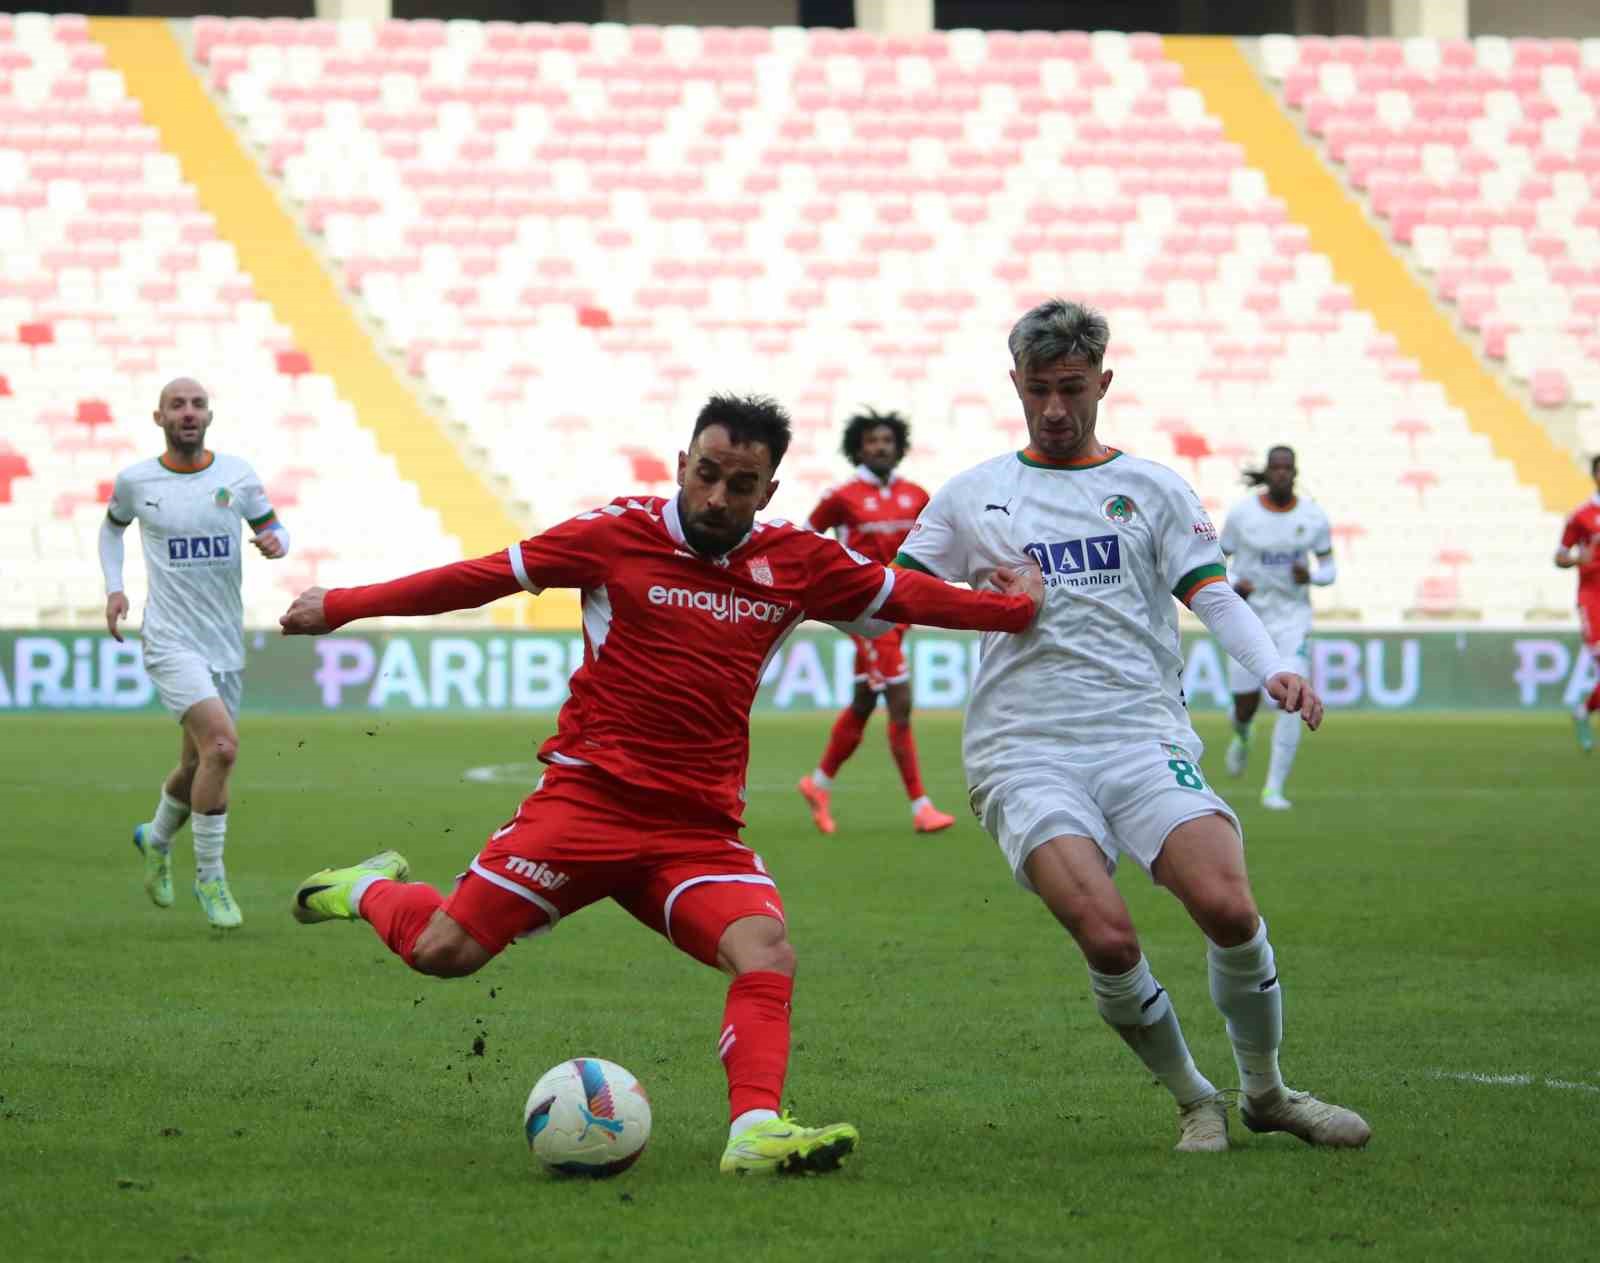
[678,498,741,558]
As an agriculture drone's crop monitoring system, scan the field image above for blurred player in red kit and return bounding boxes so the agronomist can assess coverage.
[1556,453,1600,752]
[279,396,1042,1175]
[798,409,955,836]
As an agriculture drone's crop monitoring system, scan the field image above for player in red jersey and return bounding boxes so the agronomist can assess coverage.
[1556,454,1600,752]
[797,409,956,836]
[279,396,1042,1176]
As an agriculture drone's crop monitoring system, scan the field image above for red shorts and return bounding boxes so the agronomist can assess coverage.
[852,623,910,691]
[444,765,784,966]
[1581,594,1600,651]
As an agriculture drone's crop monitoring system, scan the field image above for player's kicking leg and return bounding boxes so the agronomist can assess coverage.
[1154,815,1371,1148]
[295,857,857,1174]
[1024,835,1229,1152]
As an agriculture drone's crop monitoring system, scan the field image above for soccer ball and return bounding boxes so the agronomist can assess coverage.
[524,1057,652,1177]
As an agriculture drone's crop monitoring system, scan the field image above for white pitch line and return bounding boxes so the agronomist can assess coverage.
[1430,1070,1600,1094]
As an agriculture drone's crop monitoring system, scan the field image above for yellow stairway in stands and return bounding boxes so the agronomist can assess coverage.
[1167,36,1588,513]
[91,18,579,627]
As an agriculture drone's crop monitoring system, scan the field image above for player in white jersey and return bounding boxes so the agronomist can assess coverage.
[1219,447,1336,810]
[896,300,1369,1153]
[99,377,290,929]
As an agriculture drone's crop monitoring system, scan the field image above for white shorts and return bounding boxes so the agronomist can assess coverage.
[971,740,1243,891]
[1227,622,1312,696]
[144,649,243,721]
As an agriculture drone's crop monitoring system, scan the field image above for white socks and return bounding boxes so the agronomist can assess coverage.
[1264,709,1301,794]
[729,1108,778,1140]
[1207,918,1285,1100]
[192,812,227,883]
[1089,956,1217,1107]
[149,790,190,851]
[809,768,833,789]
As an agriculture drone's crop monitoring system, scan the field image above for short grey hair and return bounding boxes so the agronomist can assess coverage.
[1008,299,1110,372]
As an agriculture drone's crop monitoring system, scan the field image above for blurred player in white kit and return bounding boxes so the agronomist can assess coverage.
[1219,447,1335,809]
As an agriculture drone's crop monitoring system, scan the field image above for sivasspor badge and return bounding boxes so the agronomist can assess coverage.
[747,555,774,586]
[214,487,233,508]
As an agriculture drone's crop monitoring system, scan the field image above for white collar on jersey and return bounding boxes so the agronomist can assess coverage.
[663,492,752,566]
[853,464,899,490]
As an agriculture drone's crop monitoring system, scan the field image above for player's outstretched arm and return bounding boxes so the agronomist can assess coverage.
[1187,579,1324,730]
[877,563,1043,632]
[278,551,527,635]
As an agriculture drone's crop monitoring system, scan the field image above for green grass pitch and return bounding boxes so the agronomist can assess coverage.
[3,709,1596,1261]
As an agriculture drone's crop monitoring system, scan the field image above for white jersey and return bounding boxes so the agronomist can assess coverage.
[1218,493,1332,635]
[897,448,1228,782]
[107,453,276,672]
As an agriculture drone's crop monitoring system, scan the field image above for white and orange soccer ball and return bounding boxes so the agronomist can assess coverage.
[524,1057,652,1177]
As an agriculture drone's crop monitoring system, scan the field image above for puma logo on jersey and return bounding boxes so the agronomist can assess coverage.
[984,501,1012,516]
[144,499,161,509]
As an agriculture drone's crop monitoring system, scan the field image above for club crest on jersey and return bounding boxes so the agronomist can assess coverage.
[747,555,774,586]
[1024,535,1123,589]
[1101,494,1137,524]
[214,487,233,508]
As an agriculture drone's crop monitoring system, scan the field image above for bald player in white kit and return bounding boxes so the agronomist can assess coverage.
[99,377,290,929]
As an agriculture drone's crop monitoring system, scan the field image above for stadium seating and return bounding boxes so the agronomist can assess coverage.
[0,13,460,630]
[1264,34,1600,462]
[2,19,1586,629]
[191,17,1578,625]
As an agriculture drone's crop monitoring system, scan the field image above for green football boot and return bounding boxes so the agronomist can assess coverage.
[719,1111,858,1176]
[193,876,242,930]
[132,824,174,909]
[292,851,410,924]
[1575,712,1595,754]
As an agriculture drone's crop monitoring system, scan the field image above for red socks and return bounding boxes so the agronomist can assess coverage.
[887,719,926,799]
[359,880,444,967]
[818,707,870,777]
[719,970,793,1120]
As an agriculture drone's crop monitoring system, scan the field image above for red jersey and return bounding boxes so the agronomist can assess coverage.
[1560,496,1600,600]
[322,494,1033,830]
[806,468,931,567]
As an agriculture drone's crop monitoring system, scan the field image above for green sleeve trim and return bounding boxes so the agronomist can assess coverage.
[1172,562,1227,601]
[892,551,937,577]
[247,510,279,530]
